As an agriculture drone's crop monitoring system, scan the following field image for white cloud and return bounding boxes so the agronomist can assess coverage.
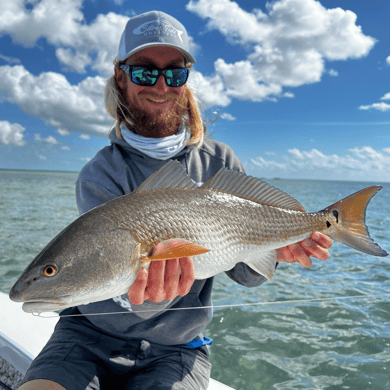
[189,0,269,43]
[0,54,21,64]
[287,148,360,170]
[57,128,70,136]
[0,121,26,146]
[75,12,129,76]
[0,0,84,46]
[188,71,231,109]
[79,134,91,140]
[220,113,236,121]
[0,65,111,136]
[359,92,390,111]
[188,0,375,59]
[247,147,390,182]
[250,156,287,170]
[359,102,390,112]
[386,56,390,66]
[46,136,58,144]
[187,0,375,103]
[0,0,129,76]
[214,58,282,100]
[62,146,70,151]
[349,146,383,160]
[188,35,201,59]
[283,92,295,98]
[328,69,339,77]
[34,134,58,144]
[55,48,92,73]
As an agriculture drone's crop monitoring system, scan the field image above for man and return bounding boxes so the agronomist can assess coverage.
[19,11,331,390]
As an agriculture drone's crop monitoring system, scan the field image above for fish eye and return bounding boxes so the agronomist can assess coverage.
[44,265,58,277]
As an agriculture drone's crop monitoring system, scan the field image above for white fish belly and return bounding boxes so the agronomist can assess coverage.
[191,231,313,280]
[192,244,264,279]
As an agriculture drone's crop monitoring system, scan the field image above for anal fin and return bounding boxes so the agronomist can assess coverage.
[245,250,277,281]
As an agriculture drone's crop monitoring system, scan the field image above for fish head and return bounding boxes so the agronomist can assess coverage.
[9,211,141,313]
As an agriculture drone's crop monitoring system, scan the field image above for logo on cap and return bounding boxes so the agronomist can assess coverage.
[132,16,184,43]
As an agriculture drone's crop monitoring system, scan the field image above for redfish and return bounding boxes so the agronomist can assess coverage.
[10,160,388,313]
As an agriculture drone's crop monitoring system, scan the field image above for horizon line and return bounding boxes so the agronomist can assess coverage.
[1,167,389,184]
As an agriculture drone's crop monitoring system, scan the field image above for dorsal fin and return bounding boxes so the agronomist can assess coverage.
[201,168,305,212]
[135,160,198,193]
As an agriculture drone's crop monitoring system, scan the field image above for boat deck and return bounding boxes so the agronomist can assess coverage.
[0,292,234,390]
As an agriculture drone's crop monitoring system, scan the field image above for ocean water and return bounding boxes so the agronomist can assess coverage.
[1,170,389,389]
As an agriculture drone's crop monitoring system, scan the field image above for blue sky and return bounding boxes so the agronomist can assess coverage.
[0,0,389,181]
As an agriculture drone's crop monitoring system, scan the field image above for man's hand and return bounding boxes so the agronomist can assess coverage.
[128,241,195,305]
[276,232,332,268]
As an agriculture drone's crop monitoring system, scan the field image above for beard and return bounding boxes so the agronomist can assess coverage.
[121,87,189,138]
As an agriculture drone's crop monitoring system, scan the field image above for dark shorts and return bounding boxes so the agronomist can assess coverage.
[22,308,211,390]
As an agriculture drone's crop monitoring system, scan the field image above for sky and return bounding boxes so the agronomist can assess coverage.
[0,0,389,182]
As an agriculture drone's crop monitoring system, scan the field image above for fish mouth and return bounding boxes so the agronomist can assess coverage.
[21,297,72,313]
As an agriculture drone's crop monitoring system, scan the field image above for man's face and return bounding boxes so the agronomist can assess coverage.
[115,46,188,138]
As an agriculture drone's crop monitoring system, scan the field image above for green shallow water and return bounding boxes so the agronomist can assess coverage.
[1,170,389,389]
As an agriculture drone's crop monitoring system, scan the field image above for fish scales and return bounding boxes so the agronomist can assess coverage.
[105,188,326,272]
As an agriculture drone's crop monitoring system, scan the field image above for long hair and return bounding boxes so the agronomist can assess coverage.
[104,59,205,147]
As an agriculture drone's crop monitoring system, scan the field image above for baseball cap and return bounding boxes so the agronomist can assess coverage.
[118,11,196,64]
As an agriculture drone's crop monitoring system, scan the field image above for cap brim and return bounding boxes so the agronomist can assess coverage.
[118,43,196,64]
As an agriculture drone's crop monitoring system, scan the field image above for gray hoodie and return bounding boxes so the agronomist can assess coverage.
[75,129,269,346]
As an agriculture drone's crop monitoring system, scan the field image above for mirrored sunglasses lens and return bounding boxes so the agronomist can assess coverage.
[132,67,156,86]
[166,69,188,87]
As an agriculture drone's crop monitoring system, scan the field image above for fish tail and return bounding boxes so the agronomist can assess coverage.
[324,186,388,257]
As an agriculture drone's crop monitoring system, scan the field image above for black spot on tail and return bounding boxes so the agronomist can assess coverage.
[332,210,339,223]
[326,221,331,228]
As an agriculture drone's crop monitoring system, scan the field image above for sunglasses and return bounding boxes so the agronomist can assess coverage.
[120,65,190,87]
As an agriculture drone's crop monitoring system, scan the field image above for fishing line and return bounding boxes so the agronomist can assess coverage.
[33,293,387,319]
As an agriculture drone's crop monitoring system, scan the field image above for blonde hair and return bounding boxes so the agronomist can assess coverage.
[104,59,205,147]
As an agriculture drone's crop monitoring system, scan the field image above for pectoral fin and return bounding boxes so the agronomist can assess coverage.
[140,239,210,263]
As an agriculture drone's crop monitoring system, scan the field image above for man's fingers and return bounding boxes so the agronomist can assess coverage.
[310,232,332,249]
[178,256,195,296]
[128,267,148,305]
[162,257,194,300]
[147,260,166,302]
[302,238,329,261]
[164,258,180,301]
[290,243,312,267]
[276,246,294,263]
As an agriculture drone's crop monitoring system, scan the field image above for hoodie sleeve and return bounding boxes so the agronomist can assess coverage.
[225,262,278,287]
[76,179,120,215]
